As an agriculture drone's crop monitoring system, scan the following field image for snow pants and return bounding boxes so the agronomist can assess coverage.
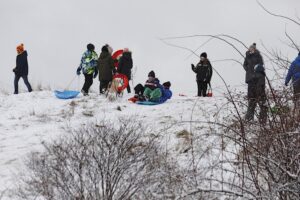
[14,74,32,94]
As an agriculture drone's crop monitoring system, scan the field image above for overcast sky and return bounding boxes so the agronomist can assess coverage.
[0,0,299,94]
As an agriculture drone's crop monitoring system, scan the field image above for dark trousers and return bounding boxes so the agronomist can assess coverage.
[293,82,300,108]
[197,81,208,97]
[246,83,268,122]
[82,73,93,93]
[14,74,32,94]
[126,84,131,93]
[100,80,110,94]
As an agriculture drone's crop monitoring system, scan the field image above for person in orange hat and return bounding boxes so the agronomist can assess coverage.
[13,43,32,94]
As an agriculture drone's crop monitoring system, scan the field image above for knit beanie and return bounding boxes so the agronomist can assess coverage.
[200,52,207,58]
[16,43,24,54]
[123,48,129,52]
[163,81,171,89]
[87,43,95,51]
[106,44,113,54]
[298,52,300,56]
[148,70,155,78]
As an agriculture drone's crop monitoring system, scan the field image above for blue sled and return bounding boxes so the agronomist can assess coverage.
[136,101,160,105]
[54,90,80,99]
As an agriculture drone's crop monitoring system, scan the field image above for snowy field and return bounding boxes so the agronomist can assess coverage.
[0,90,232,198]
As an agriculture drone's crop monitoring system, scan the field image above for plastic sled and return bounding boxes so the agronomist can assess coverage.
[54,90,80,99]
[136,101,160,106]
[112,49,124,69]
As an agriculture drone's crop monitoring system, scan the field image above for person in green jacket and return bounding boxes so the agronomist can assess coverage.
[77,43,98,96]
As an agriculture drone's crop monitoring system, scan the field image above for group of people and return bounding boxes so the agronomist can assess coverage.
[76,43,133,96]
[12,42,300,117]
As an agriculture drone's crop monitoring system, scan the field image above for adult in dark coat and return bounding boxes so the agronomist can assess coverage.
[243,43,267,122]
[191,52,213,97]
[13,44,32,94]
[98,45,115,94]
[117,48,133,93]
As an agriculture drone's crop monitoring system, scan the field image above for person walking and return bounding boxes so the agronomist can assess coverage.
[285,52,300,104]
[117,48,133,93]
[243,43,267,122]
[13,43,32,94]
[191,52,213,97]
[76,43,98,96]
[98,44,115,94]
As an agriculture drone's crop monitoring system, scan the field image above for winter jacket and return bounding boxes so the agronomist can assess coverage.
[158,87,172,103]
[98,51,115,81]
[15,51,29,76]
[78,50,98,75]
[117,52,133,80]
[285,55,300,86]
[192,59,213,82]
[243,50,264,84]
[144,78,160,90]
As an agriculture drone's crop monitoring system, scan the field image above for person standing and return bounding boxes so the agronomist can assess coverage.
[98,44,115,94]
[13,43,32,94]
[191,52,213,97]
[117,48,133,93]
[243,43,267,122]
[285,52,300,104]
[76,43,98,96]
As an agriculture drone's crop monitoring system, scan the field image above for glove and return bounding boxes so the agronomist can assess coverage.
[76,67,81,75]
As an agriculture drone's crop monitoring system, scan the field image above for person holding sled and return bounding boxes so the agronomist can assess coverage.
[243,43,267,122]
[285,52,300,104]
[191,52,213,97]
[13,43,32,94]
[117,48,133,93]
[98,44,115,94]
[76,43,98,96]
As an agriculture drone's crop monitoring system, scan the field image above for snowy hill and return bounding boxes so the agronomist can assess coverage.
[0,91,229,198]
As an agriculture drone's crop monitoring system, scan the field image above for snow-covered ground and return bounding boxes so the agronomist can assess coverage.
[0,90,232,198]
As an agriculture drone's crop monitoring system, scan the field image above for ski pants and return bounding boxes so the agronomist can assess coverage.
[14,74,32,94]
[82,73,93,93]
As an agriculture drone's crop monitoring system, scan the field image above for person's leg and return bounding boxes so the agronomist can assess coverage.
[149,88,162,101]
[21,75,32,92]
[293,82,300,109]
[127,84,131,93]
[245,83,257,121]
[86,74,93,93]
[257,85,268,123]
[143,87,152,99]
[82,74,92,94]
[14,75,21,94]
[196,80,201,96]
[201,82,208,97]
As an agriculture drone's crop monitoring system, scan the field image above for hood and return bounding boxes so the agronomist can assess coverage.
[99,51,110,59]
[295,55,300,63]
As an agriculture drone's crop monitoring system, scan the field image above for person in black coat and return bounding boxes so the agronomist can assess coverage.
[243,43,267,122]
[117,48,133,93]
[13,44,32,94]
[191,52,213,97]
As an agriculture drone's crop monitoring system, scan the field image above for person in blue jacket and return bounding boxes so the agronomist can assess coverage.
[158,81,172,103]
[285,52,300,101]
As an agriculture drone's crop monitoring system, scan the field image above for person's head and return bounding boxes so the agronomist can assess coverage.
[101,45,109,53]
[148,70,155,80]
[106,44,113,55]
[249,43,256,54]
[298,51,300,56]
[163,81,171,89]
[123,48,130,52]
[200,52,207,61]
[87,43,95,51]
[16,43,24,54]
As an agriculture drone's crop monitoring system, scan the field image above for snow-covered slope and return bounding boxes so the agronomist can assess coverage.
[0,90,229,196]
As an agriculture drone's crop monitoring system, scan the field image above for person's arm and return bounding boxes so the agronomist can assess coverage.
[208,62,213,82]
[285,62,294,86]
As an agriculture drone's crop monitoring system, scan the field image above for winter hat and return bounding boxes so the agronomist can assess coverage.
[298,51,300,56]
[163,81,171,89]
[16,43,24,54]
[200,52,207,58]
[87,43,95,51]
[249,43,256,50]
[101,45,109,53]
[123,48,129,52]
[148,70,155,78]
